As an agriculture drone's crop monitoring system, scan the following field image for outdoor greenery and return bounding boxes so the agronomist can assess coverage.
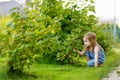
[0,0,115,72]
[0,16,11,56]
[0,49,120,80]
[0,0,120,80]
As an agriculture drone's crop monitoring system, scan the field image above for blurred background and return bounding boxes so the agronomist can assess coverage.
[0,0,120,41]
[0,0,120,24]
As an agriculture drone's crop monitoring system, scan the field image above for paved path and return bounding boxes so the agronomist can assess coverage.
[102,48,120,80]
[102,67,120,80]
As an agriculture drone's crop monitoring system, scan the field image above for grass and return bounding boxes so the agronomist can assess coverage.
[0,50,120,80]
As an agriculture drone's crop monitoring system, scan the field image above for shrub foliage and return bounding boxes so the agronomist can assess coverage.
[2,0,113,72]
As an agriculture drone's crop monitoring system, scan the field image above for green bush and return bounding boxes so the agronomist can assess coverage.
[92,24,114,52]
[2,0,114,72]
[0,16,11,56]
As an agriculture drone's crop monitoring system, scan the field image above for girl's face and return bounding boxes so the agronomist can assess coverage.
[83,37,91,47]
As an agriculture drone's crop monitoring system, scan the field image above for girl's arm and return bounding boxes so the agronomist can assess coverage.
[73,48,85,55]
[94,46,99,67]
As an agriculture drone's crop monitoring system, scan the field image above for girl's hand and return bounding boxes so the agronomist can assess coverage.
[94,64,98,67]
[73,48,77,52]
[77,51,83,55]
[73,48,83,55]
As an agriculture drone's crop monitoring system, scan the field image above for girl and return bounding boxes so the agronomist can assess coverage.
[73,32,105,67]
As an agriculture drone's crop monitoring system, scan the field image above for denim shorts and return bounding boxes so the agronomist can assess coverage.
[87,59,103,67]
[85,51,105,67]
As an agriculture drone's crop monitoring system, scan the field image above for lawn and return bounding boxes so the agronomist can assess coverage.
[0,49,120,80]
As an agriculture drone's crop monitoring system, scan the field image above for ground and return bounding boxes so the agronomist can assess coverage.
[0,48,120,80]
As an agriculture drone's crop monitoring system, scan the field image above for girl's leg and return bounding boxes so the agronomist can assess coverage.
[98,61,103,67]
[87,59,104,67]
[87,59,94,67]
[85,52,91,61]
[86,57,90,61]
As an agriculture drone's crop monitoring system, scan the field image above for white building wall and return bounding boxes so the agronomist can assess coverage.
[0,0,26,15]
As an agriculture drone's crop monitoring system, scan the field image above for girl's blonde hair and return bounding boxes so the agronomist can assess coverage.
[83,32,103,52]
